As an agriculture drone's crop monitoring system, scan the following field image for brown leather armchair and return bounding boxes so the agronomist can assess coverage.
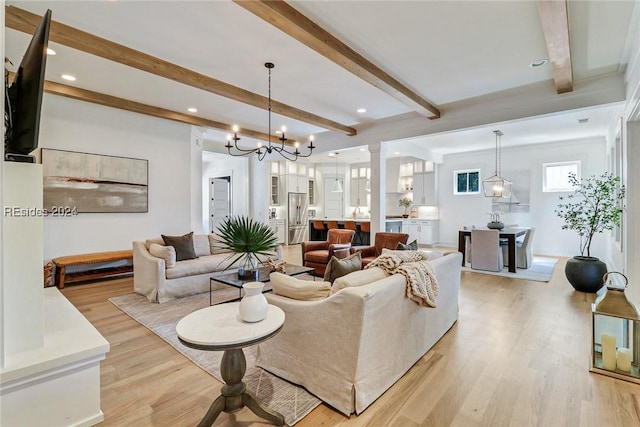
[302,229,356,276]
[351,232,409,267]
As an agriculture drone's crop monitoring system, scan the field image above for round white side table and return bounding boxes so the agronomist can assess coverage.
[176,302,286,427]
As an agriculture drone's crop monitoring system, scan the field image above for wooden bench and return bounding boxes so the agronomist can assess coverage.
[52,250,133,289]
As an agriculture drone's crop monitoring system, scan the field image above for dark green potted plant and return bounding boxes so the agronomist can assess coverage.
[555,172,625,292]
[216,216,278,279]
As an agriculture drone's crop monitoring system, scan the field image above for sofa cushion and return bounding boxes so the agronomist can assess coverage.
[324,252,362,283]
[396,239,418,250]
[149,243,176,269]
[208,233,233,255]
[270,272,331,301]
[193,234,211,257]
[165,254,229,279]
[331,267,388,294]
[145,237,164,250]
[305,249,331,264]
[162,232,197,261]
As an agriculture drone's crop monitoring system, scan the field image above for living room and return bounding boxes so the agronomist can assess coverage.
[3,1,640,426]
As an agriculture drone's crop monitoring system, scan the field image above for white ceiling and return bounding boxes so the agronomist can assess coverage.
[4,0,638,164]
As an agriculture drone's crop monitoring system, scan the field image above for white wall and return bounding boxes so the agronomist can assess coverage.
[39,95,194,260]
[438,137,607,258]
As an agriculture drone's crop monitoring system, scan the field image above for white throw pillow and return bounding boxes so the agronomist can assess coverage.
[149,243,176,269]
[270,272,331,301]
[193,234,211,257]
[331,267,388,294]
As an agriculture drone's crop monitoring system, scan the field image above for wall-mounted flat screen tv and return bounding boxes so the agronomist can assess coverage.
[4,9,52,163]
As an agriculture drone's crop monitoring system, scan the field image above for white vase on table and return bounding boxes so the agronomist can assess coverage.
[239,282,268,322]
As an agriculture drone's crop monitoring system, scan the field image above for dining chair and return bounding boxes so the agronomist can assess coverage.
[471,229,503,272]
[359,221,371,246]
[312,220,327,241]
[463,225,474,266]
[502,227,536,269]
[343,220,361,245]
[327,220,340,231]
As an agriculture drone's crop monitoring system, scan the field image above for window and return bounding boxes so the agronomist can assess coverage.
[454,169,480,195]
[543,161,581,192]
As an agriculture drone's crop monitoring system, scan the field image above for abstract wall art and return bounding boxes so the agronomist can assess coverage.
[42,148,148,213]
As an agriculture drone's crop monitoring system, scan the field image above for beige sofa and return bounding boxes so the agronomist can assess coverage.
[256,251,462,416]
[133,234,277,303]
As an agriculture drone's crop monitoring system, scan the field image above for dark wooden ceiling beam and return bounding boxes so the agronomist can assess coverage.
[234,0,441,119]
[5,5,356,136]
[537,0,573,93]
[38,77,298,145]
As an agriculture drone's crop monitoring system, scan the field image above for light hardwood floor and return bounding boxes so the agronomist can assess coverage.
[60,246,640,426]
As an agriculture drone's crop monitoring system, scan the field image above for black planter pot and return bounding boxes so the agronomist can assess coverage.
[565,256,607,293]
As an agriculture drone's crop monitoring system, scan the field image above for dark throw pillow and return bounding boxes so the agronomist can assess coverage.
[323,251,362,283]
[161,232,197,261]
[396,239,418,251]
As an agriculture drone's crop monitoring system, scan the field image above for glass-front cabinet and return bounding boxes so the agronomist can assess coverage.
[350,163,370,207]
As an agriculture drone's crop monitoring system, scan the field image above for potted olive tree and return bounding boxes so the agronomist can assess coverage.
[555,172,625,292]
[399,197,412,218]
[216,216,278,279]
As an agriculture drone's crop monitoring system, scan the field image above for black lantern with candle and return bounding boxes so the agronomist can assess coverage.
[590,272,640,383]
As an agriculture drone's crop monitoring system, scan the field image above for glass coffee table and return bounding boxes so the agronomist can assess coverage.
[209,264,314,305]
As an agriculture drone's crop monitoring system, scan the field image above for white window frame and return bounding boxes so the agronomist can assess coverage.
[453,169,481,195]
[542,161,581,192]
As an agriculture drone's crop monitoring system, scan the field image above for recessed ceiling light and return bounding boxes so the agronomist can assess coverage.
[359,148,366,151]
[187,107,198,113]
[46,48,56,55]
[578,118,589,124]
[529,59,549,68]
[394,152,400,155]
[328,152,336,157]
[61,74,76,81]
[357,108,367,113]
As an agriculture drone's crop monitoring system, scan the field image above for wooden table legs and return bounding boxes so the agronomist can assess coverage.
[197,348,285,427]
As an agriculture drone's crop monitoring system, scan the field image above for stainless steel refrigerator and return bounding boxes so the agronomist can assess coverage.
[288,192,308,244]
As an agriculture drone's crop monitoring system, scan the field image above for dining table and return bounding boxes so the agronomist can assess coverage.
[458,227,527,273]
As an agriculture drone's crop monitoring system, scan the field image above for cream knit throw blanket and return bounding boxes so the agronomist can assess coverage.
[365,249,439,307]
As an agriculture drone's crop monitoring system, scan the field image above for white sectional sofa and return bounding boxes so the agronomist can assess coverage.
[133,234,277,303]
[256,251,462,416]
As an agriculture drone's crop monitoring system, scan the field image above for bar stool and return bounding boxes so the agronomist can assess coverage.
[327,220,340,231]
[343,220,361,245]
[312,220,327,241]
[359,221,371,246]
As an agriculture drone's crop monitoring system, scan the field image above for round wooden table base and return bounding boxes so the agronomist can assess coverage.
[197,348,285,427]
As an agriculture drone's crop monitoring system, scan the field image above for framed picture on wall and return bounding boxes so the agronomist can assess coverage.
[42,148,148,213]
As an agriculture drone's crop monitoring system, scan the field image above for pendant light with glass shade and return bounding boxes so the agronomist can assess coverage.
[331,152,343,193]
[482,130,512,198]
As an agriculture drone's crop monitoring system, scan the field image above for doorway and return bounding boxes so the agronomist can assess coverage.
[323,177,344,219]
[209,176,231,233]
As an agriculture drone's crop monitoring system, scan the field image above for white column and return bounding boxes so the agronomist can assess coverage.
[249,155,269,223]
[369,141,388,235]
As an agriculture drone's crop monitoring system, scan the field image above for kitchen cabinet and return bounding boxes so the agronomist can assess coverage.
[270,175,279,205]
[385,158,413,193]
[285,162,308,193]
[350,164,370,207]
[413,160,436,206]
[269,219,286,244]
[402,219,439,246]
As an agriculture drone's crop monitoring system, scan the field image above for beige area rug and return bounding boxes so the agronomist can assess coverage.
[461,256,559,282]
[108,284,320,426]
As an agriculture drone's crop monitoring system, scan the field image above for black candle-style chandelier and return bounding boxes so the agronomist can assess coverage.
[225,62,315,161]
